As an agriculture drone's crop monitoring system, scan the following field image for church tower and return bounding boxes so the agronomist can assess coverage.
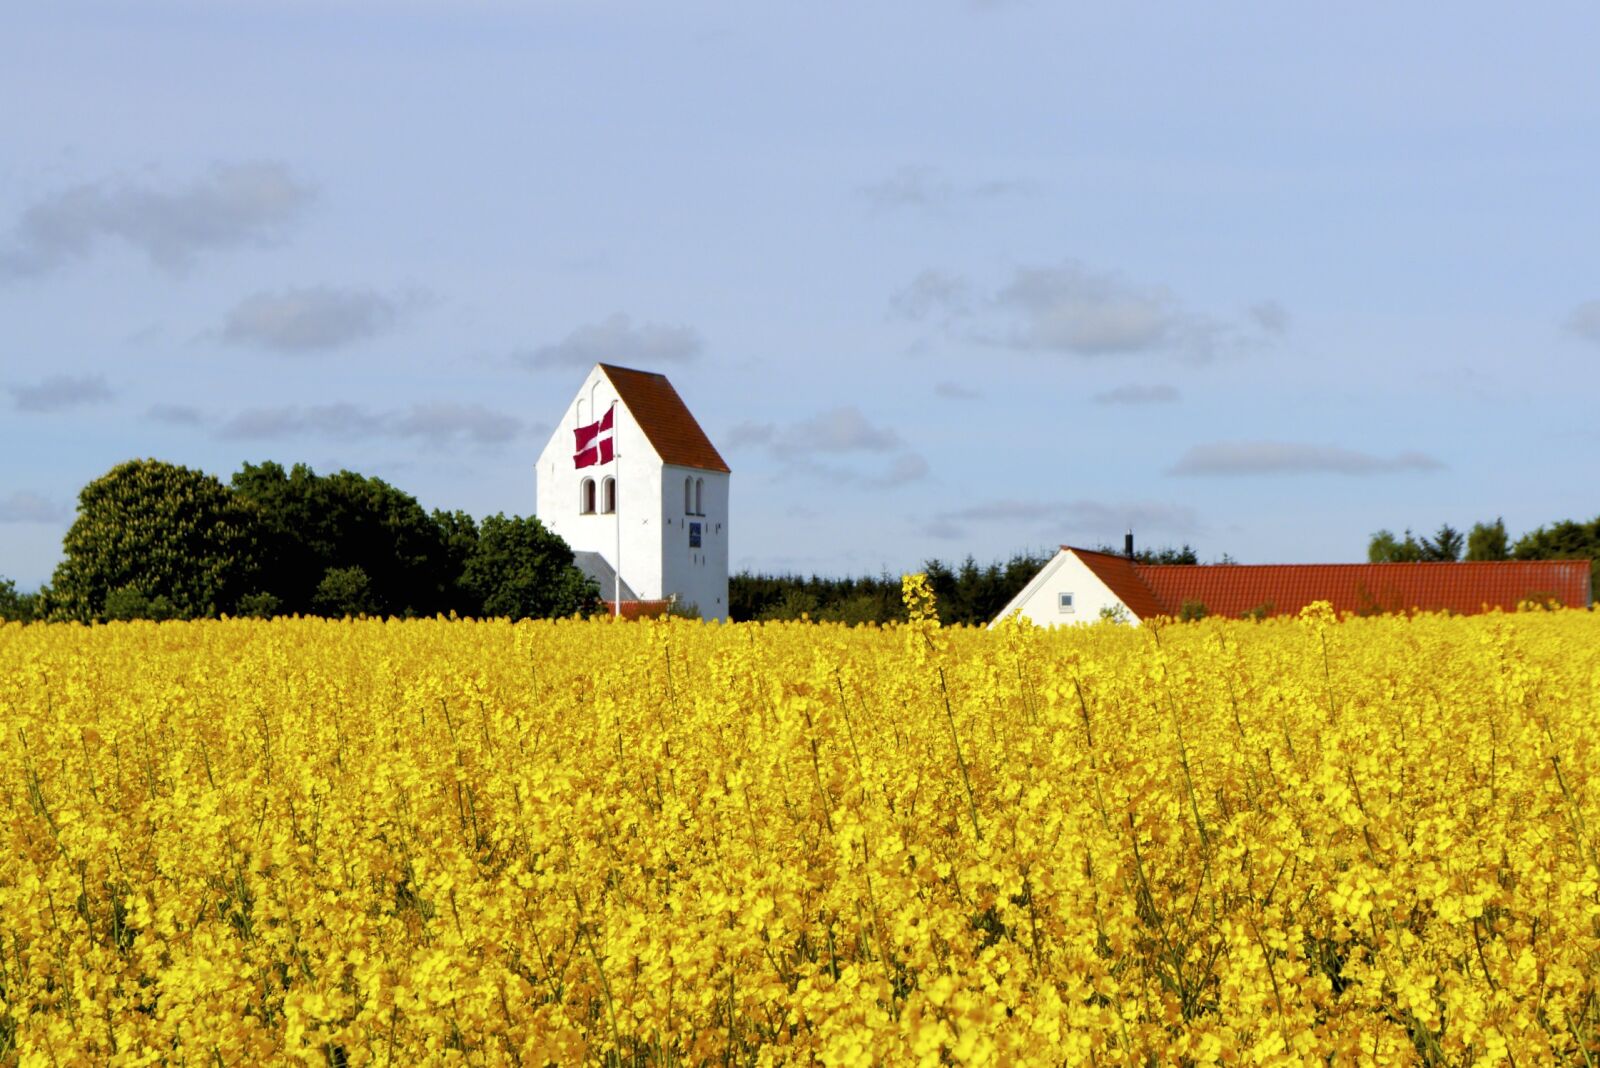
[534,364,731,619]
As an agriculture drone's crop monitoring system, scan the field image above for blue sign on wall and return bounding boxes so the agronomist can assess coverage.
[689,522,702,548]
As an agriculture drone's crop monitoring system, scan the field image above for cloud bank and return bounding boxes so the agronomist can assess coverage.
[1168,441,1444,476]
[217,401,524,446]
[521,313,702,369]
[222,286,400,351]
[894,260,1284,360]
[0,491,69,524]
[1,162,313,276]
[9,374,114,412]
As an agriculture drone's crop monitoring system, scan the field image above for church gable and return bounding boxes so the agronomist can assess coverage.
[600,364,730,473]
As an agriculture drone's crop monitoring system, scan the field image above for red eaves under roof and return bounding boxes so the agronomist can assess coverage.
[600,364,730,473]
[1067,547,1592,619]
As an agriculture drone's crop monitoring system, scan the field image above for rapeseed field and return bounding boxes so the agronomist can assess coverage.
[2,584,1597,1064]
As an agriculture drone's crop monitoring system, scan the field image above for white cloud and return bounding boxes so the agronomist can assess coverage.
[0,162,313,276]
[222,286,400,352]
[927,497,1198,541]
[1249,300,1289,334]
[726,406,925,488]
[1092,383,1180,405]
[9,374,113,412]
[775,406,902,455]
[859,166,1026,211]
[0,491,68,523]
[218,401,524,446]
[1168,441,1445,476]
[892,270,973,321]
[147,403,207,426]
[1565,299,1600,345]
[520,312,702,369]
[897,260,1281,361]
[994,262,1190,355]
[934,381,982,400]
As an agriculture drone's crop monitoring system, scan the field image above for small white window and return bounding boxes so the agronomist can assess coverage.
[580,477,596,514]
[1058,592,1074,613]
[684,476,693,514]
[694,477,704,516]
[601,476,616,514]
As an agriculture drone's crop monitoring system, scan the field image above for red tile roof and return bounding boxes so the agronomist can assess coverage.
[600,364,730,473]
[1069,548,1592,619]
[601,599,675,620]
[1063,548,1166,620]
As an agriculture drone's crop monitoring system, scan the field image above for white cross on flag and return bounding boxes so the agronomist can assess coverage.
[573,405,614,468]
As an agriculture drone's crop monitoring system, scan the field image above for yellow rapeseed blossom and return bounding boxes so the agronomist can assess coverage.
[1,595,1598,1064]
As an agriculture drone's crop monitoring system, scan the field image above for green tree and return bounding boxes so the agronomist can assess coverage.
[1512,515,1600,583]
[1465,518,1510,561]
[230,462,457,617]
[1368,528,1425,563]
[431,509,481,615]
[313,566,378,617]
[50,459,262,621]
[1420,524,1464,562]
[0,577,43,623]
[461,513,597,619]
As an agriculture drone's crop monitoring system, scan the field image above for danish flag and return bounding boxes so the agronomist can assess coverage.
[573,405,615,468]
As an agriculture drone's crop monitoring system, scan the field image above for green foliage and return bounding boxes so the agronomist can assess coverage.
[735,572,904,624]
[1097,543,1201,565]
[1372,514,1598,584]
[103,587,177,622]
[1368,528,1425,563]
[431,509,482,613]
[313,566,378,617]
[235,592,281,619]
[1466,518,1510,561]
[1420,524,1464,562]
[230,462,457,617]
[1178,599,1208,622]
[1513,515,1600,583]
[1097,604,1131,624]
[1241,601,1275,622]
[0,577,43,623]
[50,459,262,621]
[460,513,598,620]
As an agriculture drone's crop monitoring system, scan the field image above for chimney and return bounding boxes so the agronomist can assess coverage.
[1125,530,1134,559]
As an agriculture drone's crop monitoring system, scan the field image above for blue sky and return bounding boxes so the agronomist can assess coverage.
[4,1,1598,589]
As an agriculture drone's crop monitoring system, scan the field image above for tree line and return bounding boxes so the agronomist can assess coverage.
[0,459,597,623]
[730,544,1203,625]
[1368,516,1600,578]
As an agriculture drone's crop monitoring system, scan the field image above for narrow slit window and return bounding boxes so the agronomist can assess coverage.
[602,477,616,514]
[694,478,704,516]
[684,477,693,514]
[580,477,596,514]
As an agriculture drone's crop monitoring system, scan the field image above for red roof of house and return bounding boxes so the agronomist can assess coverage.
[1068,547,1592,619]
[1064,548,1166,620]
[600,364,730,473]
[601,599,675,620]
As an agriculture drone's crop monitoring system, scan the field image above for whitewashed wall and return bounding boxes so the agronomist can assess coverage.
[991,550,1140,627]
[659,465,730,620]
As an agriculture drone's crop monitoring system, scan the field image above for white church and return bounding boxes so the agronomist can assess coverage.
[535,364,731,620]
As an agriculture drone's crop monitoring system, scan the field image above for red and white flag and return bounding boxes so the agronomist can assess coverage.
[573,405,614,468]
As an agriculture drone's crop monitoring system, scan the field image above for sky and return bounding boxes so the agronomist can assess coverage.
[3,1,1599,589]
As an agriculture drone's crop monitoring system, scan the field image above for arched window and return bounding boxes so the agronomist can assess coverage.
[602,476,616,514]
[694,478,704,516]
[576,398,587,427]
[580,477,596,514]
[684,476,693,514]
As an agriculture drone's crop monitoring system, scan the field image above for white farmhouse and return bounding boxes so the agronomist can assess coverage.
[535,364,731,620]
